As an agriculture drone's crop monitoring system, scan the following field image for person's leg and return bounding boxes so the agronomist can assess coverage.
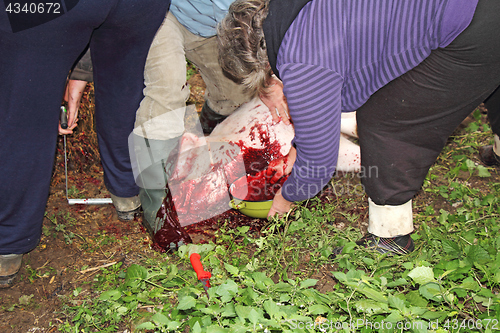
[134,12,190,141]
[478,86,500,165]
[348,0,500,255]
[186,35,253,134]
[0,0,115,285]
[130,12,188,230]
[485,86,500,135]
[90,0,170,220]
[132,134,181,233]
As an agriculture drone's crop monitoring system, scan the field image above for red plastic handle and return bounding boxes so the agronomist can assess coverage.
[190,253,211,280]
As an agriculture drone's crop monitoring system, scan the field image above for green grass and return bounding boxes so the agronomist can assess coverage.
[186,60,198,81]
[57,109,500,332]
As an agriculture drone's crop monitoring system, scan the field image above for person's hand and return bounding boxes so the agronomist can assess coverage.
[265,146,296,183]
[267,188,293,218]
[59,79,87,134]
[259,76,291,125]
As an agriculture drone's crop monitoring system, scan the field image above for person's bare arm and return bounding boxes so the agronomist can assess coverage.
[259,75,291,125]
[58,79,87,134]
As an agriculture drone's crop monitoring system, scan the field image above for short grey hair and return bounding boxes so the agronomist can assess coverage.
[217,0,272,96]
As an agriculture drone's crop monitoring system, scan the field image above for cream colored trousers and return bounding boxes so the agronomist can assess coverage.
[134,12,251,141]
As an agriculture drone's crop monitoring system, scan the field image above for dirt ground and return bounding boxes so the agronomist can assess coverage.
[0,73,496,333]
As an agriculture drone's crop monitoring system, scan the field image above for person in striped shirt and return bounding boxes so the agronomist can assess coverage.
[217,0,500,256]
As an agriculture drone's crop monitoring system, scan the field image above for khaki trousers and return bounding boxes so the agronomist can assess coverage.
[134,12,251,140]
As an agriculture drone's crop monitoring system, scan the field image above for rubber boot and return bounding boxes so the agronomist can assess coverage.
[110,194,141,221]
[331,199,414,258]
[0,254,23,288]
[134,137,192,250]
[199,102,228,135]
[367,198,413,238]
[138,162,170,234]
[131,136,179,231]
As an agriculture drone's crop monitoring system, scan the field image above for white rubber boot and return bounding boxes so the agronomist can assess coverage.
[367,198,413,238]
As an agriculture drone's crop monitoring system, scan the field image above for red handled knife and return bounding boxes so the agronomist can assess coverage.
[190,253,211,294]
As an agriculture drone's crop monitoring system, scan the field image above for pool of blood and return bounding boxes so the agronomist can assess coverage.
[152,186,193,253]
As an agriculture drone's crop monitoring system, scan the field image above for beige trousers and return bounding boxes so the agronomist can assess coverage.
[134,12,251,140]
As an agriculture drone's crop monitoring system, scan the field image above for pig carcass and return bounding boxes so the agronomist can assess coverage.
[152,97,360,250]
[166,98,360,226]
[166,98,292,226]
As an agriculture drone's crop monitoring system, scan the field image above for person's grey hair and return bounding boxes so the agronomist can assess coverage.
[217,0,272,96]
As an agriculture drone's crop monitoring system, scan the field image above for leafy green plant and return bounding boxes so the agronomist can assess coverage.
[186,59,198,81]
[67,185,82,198]
[4,294,35,312]
[44,211,83,244]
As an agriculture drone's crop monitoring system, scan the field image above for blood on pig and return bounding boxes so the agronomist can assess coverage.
[230,171,288,202]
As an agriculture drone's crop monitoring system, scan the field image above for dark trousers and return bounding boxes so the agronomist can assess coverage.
[356,0,500,206]
[0,0,170,254]
[485,86,500,133]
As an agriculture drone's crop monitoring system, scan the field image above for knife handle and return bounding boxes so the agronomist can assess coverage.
[190,253,212,280]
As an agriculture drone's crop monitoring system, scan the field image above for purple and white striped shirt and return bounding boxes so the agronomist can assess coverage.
[277,0,478,202]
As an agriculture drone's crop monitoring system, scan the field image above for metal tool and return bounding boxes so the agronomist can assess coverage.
[190,253,211,294]
[63,133,113,205]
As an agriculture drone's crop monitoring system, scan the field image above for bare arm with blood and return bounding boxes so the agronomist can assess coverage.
[58,79,87,134]
[265,146,296,182]
[267,188,293,218]
[259,75,291,125]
